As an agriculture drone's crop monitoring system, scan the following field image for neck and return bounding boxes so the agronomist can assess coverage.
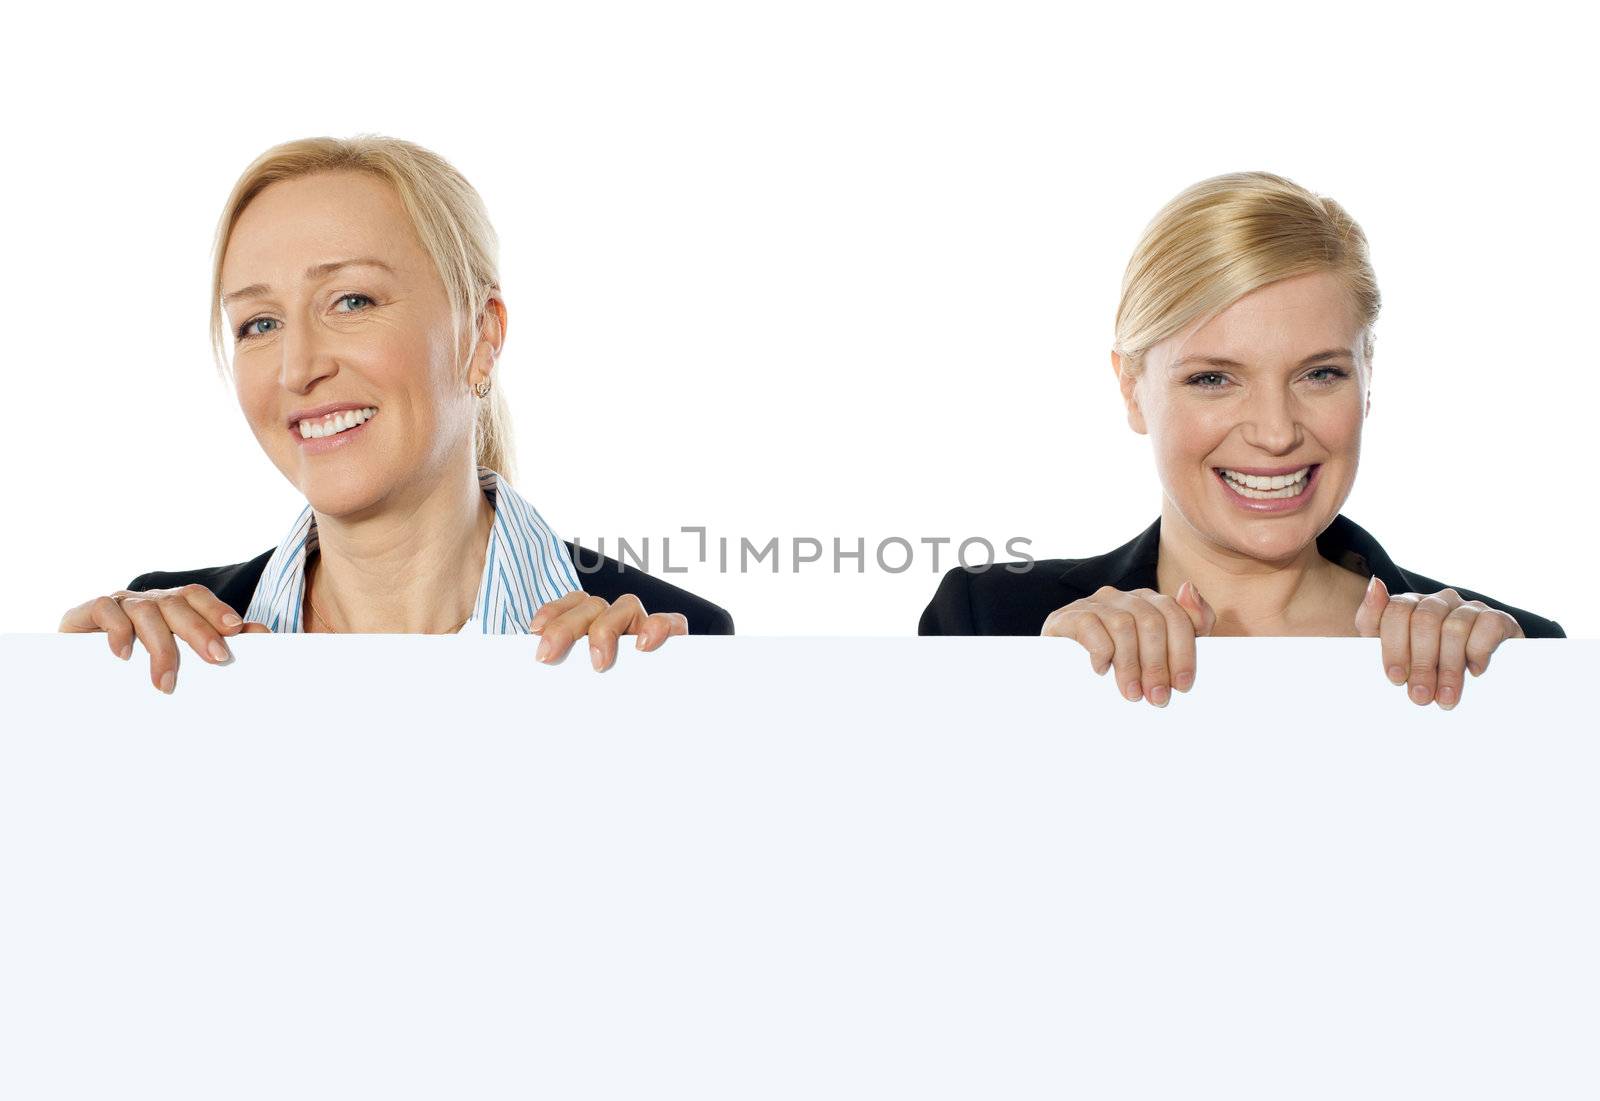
[1153,501,1351,636]
[305,462,494,633]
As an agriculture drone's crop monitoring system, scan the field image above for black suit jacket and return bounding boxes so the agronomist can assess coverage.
[919,513,1564,639]
[129,542,734,635]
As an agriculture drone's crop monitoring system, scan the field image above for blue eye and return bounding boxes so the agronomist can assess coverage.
[1306,366,1350,384]
[335,293,374,312]
[236,317,278,340]
[1186,372,1228,389]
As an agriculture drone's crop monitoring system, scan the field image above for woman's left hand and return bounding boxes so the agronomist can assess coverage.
[528,592,688,671]
[1354,577,1524,709]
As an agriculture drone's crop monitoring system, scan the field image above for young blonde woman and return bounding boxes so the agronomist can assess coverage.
[920,171,1562,708]
[59,135,732,692]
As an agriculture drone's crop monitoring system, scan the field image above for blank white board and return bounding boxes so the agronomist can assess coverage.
[0,634,1593,1099]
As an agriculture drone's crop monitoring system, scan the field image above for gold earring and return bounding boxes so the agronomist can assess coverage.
[474,379,492,398]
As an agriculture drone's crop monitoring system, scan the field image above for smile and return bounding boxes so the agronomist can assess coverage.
[297,407,377,439]
[1212,464,1321,511]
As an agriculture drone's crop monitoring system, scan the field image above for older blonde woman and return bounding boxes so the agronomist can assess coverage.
[920,171,1561,708]
[60,135,731,691]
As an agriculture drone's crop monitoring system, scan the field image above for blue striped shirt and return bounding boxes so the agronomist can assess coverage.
[243,466,580,633]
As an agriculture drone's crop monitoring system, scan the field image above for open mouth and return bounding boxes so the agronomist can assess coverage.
[1213,464,1318,501]
[296,407,377,440]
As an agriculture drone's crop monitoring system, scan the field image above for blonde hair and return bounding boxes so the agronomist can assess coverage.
[1114,171,1380,377]
[209,134,516,482]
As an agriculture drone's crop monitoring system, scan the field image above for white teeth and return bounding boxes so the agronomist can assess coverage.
[297,407,376,440]
[1219,466,1313,500]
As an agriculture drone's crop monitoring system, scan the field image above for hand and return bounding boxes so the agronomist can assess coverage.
[1041,583,1216,706]
[528,592,688,672]
[1355,577,1523,710]
[59,585,272,694]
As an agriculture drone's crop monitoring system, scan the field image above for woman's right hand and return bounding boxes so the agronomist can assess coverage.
[1041,583,1216,707]
[59,585,271,694]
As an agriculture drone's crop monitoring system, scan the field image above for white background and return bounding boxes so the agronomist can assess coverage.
[2,1,1594,636]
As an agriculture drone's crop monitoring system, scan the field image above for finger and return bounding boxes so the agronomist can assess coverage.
[1465,608,1518,677]
[529,590,591,634]
[1120,592,1173,706]
[180,584,247,636]
[60,596,139,661]
[155,589,236,666]
[1405,593,1455,705]
[1154,589,1199,695]
[535,596,609,664]
[1354,575,1389,637]
[1101,609,1144,703]
[1175,580,1216,638]
[240,622,274,634]
[1048,609,1115,675]
[1378,593,1416,688]
[635,611,689,652]
[121,596,182,694]
[587,594,648,671]
[1434,604,1479,710]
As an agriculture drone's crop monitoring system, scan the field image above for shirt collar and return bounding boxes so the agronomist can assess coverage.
[1057,513,1411,596]
[243,466,580,633]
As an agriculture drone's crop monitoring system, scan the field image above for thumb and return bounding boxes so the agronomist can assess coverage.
[1354,575,1388,636]
[1176,581,1216,637]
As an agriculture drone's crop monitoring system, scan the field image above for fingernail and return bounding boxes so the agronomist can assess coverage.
[1387,665,1406,684]
[1149,685,1170,707]
[160,671,175,695]
[221,613,243,628]
[118,643,132,660]
[1410,683,1431,704]
[536,638,551,663]
[528,617,545,634]
[1366,576,1379,598]
[208,640,232,663]
[590,645,603,670]
[1124,681,1142,702]
[1437,686,1456,708]
[1174,671,1194,692]
[634,633,647,650]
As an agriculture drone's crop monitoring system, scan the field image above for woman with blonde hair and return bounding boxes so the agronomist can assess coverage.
[60,134,731,691]
[920,171,1561,708]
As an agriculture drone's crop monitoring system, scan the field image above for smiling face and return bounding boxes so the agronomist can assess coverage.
[1120,270,1371,564]
[220,170,481,516]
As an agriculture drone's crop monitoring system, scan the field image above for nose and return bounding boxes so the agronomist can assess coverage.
[278,317,338,394]
[1239,383,1302,455]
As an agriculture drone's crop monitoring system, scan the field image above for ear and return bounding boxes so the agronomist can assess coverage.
[1112,349,1149,435]
[466,294,508,391]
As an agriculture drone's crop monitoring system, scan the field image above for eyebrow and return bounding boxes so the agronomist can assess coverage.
[222,258,397,306]
[1170,349,1355,371]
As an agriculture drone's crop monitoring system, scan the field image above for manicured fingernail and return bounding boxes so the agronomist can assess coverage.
[221,613,243,628]
[1174,671,1194,692]
[1410,683,1431,704]
[635,633,647,650]
[536,638,552,663]
[1366,576,1379,598]
[160,671,175,695]
[590,645,603,670]
[118,643,132,660]
[529,617,545,633]
[1149,685,1170,707]
[1124,681,1142,702]
[1437,686,1456,708]
[1387,666,1406,684]
[208,640,232,663]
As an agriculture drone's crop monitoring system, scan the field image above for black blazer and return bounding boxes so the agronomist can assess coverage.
[129,541,735,635]
[920,513,1564,639]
